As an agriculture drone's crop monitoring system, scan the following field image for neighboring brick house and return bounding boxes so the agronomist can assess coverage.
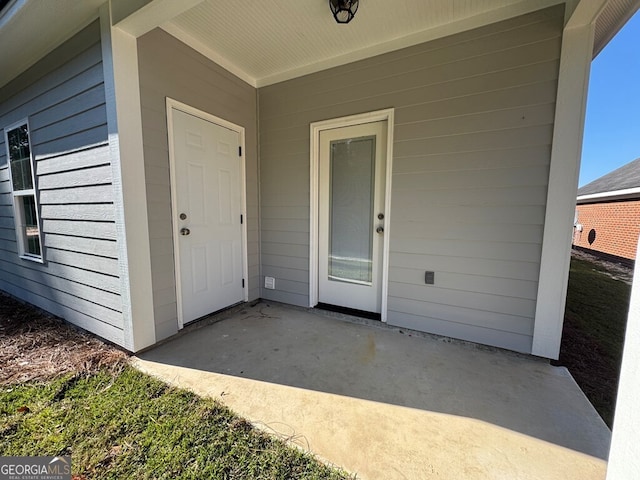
[574,157,640,265]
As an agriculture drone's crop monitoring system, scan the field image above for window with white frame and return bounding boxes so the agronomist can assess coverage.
[4,121,43,261]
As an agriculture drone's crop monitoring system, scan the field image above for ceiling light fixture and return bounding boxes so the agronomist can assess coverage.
[329,0,359,24]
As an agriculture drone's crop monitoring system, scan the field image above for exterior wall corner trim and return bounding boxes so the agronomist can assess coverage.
[100,4,156,351]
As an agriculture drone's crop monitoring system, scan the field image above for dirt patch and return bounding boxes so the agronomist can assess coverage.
[0,293,129,386]
[571,248,634,285]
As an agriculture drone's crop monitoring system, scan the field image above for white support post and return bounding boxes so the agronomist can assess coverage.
[531,22,595,358]
[606,234,640,479]
[100,3,156,351]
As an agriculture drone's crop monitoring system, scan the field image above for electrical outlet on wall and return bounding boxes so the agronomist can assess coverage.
[264,276,276,289]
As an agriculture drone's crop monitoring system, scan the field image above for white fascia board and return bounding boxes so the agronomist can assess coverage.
[113,0,206,38]
[577,187,640,203]
[566,0,610,27]
[100,3,156,351]
[593,1,640,57]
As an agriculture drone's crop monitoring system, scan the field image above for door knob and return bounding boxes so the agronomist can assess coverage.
[376,226,384,234]
[180,228,191,236]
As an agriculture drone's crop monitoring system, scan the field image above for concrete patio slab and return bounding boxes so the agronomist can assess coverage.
[134,302,610,480]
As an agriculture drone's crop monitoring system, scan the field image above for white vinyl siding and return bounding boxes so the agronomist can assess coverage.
[257,6,564,353]
[0,21,124,346]
[137,28,259,341]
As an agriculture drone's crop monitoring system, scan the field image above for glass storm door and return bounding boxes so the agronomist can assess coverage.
[318,121,387,313]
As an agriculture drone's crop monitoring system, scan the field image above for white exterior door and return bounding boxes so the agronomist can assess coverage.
[318,121,387,313]
[170,108,244,325]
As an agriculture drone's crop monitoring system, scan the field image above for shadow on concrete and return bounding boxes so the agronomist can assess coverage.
[139,301,611,460]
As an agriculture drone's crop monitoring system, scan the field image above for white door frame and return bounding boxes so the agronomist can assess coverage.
[166,98,249,329]
[309,108,395,321]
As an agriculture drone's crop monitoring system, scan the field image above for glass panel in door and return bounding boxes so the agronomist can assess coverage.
[328,136,375,284]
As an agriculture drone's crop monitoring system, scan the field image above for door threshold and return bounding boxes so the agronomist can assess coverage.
[315,303,381,321]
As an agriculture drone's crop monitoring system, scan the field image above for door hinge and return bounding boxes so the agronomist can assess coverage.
[242,279,245,288]
[240,214,243,224]
[238,146,242,156]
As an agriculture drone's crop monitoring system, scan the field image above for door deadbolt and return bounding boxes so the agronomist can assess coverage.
[180,213,187,220]
[378,213,384,220]
[180,228,191,236]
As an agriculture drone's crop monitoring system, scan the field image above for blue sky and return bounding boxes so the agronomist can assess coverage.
[579,10,640,187]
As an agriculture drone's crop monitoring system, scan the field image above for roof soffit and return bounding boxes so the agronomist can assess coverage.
[1,0,639,91]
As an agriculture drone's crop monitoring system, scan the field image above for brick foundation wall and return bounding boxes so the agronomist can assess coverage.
[574,200,640,261]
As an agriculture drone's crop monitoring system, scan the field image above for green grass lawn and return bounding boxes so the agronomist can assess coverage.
[0,366,350,479]
[558,256,632,427]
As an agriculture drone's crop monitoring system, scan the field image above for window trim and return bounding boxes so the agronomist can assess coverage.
[4,119,44,263]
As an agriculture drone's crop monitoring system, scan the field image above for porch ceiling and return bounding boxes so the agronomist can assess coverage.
[0,0,638,91]
[162,0,565,87]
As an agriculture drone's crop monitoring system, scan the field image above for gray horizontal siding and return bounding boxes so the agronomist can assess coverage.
[257,6,564,352]
[0,277,124,346]
[137,28,259,341]
[0,21,124,346]
[0,137,5,168]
